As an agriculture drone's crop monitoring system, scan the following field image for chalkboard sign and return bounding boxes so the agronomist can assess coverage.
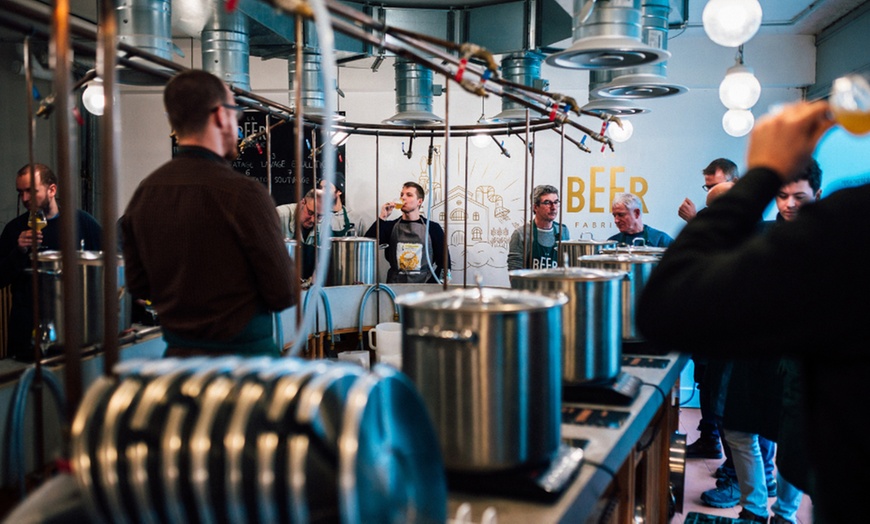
[232,111,347,206]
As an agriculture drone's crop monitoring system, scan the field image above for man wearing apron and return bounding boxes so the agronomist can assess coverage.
[507,184,570,271]
[364,182,450,283]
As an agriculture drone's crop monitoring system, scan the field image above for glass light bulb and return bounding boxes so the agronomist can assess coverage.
[719,66,761,110]
[702,0,763,48]
[606,120,634,143]
[471,133,491,149]
[82,81,105,116]
[722,109,755,137]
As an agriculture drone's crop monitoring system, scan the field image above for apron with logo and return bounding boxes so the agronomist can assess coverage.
[389,219,433,283]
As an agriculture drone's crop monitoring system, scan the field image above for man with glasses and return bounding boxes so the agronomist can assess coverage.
[609,193,674,247]
[678,158,740,222]
[507,184,570,271]
[276,188,327,281]
[122,70,297,357]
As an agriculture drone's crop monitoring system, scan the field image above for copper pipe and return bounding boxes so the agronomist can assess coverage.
[442,79,449,290]
[99,0,120,376]
[463,136,469,288]
[53,0,84,427]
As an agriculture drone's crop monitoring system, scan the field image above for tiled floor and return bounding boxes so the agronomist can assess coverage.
[671,407,814,524]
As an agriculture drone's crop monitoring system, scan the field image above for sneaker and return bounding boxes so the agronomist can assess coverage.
[714,464,728,479]
[686,434,723,459]
[701,476,739,508]
[770,515,795,524]
[737,508,769,522]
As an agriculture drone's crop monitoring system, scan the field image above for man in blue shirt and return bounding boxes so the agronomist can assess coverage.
[608,193,673,247]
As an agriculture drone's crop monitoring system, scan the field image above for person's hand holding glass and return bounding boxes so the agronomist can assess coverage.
[830,73,870,135]
[19,209,46,251]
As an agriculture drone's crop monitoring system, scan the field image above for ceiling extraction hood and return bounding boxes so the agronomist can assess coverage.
[116,0,177,84]
[590,0,686,99]
[489,51,549,123]
[201,3,250,91]
[546,0,669,70]
[383,56,443,125]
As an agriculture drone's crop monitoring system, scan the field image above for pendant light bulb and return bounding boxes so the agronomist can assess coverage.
[722,109,755,137]
[702,0,763,48]
[719,64,761,110]
[606,119,634,143]
[82,79,105,116]
[471,133,491,149]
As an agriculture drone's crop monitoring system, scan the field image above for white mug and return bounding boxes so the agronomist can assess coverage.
[368,322,402,357]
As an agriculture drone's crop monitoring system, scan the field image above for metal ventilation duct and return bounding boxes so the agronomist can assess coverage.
[115,0,175,84]
[201,4,250,91]
[580,75,649,117]
[383,57,443,125]
[590,0,686,99]
[546,0,669,70]
[288,47,329,118]
[489,51,548,123]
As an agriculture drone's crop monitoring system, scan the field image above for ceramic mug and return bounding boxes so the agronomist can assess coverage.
[368,322,402,358]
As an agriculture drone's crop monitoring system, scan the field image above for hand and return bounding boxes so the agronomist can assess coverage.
[747,101,835,182]
[678,198,697,222]
[18,229,42,251]
[380,202,397,219]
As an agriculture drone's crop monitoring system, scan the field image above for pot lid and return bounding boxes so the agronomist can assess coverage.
[395,286,567,312]
[36,249,123,265]
[601,245,667,256]
[330,237,375,243]
[562,238,618,246]
[579,253,661,264]
[509,267,626,282]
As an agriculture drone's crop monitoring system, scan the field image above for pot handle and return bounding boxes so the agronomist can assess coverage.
[404,326,478,344]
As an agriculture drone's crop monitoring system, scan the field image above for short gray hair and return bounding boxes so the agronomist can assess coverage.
[532,185,559,205]
[612,193,642,213]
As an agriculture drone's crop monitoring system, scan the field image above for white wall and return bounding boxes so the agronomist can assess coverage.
[110,31,868,287]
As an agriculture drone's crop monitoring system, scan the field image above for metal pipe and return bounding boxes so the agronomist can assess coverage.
[442,78,449,290]
[53,0,84,427]
[99,0,120,376]
[293,14,304,329]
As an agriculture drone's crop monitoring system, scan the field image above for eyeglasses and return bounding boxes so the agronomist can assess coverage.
[303,204,324,220]
[702,183,719,192]
[537,199,560,207]
[212,103,246,114]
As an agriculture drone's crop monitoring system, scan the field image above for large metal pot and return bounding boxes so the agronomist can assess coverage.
[510,267,625,384]
[561,233,617,266]
[31,250,130,349]
[578,253,659,341]
[396,287,567,472]
[326,237,375,286]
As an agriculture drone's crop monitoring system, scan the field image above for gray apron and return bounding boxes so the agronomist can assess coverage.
[389,219,433,283]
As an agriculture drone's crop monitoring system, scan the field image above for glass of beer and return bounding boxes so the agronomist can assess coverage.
[830,73,870,135]
[28,209,47,232]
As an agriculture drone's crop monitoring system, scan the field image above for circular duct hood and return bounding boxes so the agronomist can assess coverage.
[581,97,650,117]
[591,73,687,99]
[546,36,669,70]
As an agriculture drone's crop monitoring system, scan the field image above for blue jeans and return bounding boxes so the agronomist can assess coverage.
[724,429,768,518]
[720,433,776,481]
[771,472,804,522]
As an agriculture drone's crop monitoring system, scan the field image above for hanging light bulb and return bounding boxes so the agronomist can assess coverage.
[702,0,763,48]
[606,119,634,143]
[81,78,105,116]
[719,46,761,110]
[471,97,490,148]
[722,109,755,137]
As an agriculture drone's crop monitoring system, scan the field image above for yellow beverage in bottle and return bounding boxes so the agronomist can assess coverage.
[833,108,870,135]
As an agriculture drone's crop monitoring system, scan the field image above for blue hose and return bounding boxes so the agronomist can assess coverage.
[6,365,67,497]
[299,287,334,356]
[357,284,400,350]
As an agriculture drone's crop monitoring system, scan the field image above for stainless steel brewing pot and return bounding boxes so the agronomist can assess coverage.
[396,287,567,472]
[510,267,626,384]
[32,250,130,349]
[578,254,659,341]
[561,233,617,265]
[326,237,375,286]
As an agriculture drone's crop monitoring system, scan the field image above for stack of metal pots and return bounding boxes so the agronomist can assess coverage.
[396,287,566,472]
[578,253,660,341]
[70,357,447,523]
[560,233,618,264]
[510,266,627,385]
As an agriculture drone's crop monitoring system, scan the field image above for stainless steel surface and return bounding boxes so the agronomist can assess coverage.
[578,253,659,341]
[510,266,625,384]
[327,237,376,286]
[30,250,130,351]
[397,287,566,472]
[561,234,618,264]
